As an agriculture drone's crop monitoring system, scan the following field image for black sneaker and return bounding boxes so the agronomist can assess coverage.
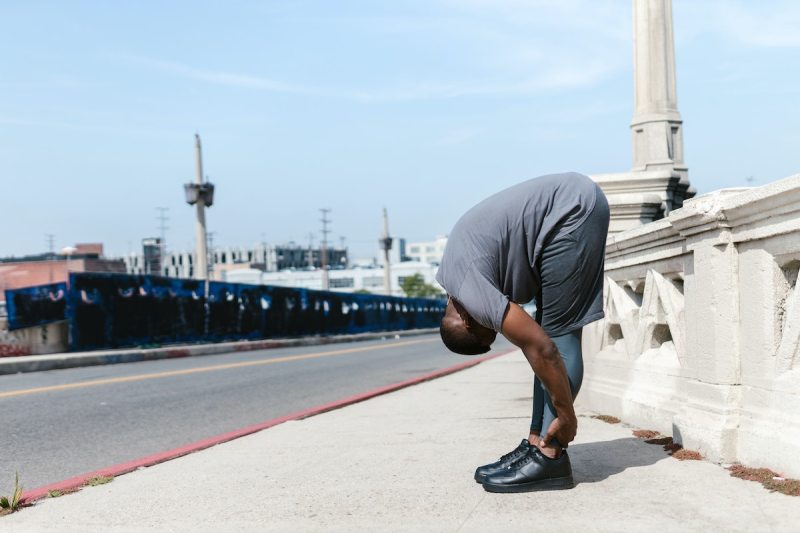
[482,447,574,493]
[474,439,531,483]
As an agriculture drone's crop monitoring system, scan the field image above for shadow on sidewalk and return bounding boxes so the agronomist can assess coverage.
[569,437,668,484]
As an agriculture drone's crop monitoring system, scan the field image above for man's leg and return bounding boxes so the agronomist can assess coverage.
[481,328,582,492]
[528,376,545,443]
[474,362,545,483]
[536,328,583,458]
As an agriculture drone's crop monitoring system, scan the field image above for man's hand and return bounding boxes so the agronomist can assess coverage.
[541,414,577,449]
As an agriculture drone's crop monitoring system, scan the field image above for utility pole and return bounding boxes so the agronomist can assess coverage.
[307,232,316,269]
[45,233,55,283]
[156,207,169,275]
[207,231,216,280]
[194,135,208,281]
[183,133,215,281]
[319,208,331,290]
[260,232,268,266]
[379,208,393,295]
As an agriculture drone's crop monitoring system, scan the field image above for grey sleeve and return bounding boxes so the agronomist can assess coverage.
[455,265,509,332]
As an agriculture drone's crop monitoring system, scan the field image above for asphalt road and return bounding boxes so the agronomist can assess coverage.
[0,334,513,490]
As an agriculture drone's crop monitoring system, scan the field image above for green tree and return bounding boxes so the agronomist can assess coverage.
[400,273,443,298]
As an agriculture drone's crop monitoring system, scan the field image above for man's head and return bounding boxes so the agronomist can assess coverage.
[440,297,497,355]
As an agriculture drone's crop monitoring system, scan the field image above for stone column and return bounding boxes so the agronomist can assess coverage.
[592,0,694,234]
[631,0,685,176]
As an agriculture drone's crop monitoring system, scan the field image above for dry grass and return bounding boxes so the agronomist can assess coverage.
[47,487,79,498]
[646,437,674,446]
[85,476,113,487]
[728,465,800,497]
[636,433,703,460]
[591,414,621,424]
[661,441,680,452]
[671,449,703,461]
[633,429,660,439]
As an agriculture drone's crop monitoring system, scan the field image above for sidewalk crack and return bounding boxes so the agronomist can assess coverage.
[454,492,486,533]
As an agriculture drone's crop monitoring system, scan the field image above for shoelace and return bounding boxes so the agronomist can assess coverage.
[514,454,535,467]
[514,449,563,468]
[500,445,527,463]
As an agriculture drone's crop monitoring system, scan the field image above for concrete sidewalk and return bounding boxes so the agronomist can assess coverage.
[4,352,799,532]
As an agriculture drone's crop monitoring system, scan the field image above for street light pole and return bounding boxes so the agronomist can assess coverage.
[193,134,208,281]
[184,134,214,280]
[379,208,393,295]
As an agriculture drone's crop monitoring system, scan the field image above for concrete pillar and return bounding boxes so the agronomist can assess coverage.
[631,0,686,175]
[591,0,694,234]
[669,197,743,462]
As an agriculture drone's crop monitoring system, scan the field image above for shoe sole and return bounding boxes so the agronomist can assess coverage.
[482,476,574,493]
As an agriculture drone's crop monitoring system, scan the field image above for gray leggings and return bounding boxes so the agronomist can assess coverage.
[530,328,583,446]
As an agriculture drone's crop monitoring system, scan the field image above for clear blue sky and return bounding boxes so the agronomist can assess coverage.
[2,0,798,259]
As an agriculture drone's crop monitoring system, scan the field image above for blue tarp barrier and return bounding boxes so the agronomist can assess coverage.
[67,273,206,351]
[5,282,68,330]
[65,273,445,351]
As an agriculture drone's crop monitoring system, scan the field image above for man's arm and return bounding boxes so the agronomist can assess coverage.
[501,302,577,447]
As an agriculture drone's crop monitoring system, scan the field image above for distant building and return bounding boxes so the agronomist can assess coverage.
[224,261,442,298]
[0,243,126,302]
[406,236,447,265]
[141,237,163,276]
[123,243,348,279]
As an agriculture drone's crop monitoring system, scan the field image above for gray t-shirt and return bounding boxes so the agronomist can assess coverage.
[436,172,599,332]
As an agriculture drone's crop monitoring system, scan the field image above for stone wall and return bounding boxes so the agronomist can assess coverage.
[0,318,68,356]
[581,173,800,477]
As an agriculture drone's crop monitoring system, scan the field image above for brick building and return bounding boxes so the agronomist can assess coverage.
[0,243,126,302]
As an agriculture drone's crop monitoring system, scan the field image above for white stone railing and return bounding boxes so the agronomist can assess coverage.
[581,174,800,477]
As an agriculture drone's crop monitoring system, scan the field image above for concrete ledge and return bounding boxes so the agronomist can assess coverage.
[0,328,438,375]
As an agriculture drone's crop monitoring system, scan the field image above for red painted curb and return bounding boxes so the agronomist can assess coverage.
[21,347,516,504]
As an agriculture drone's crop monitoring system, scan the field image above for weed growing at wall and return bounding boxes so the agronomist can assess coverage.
[0,472,23,516]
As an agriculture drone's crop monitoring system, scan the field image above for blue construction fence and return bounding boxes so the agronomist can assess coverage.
[4,273,447,351]
[4,282,68,331]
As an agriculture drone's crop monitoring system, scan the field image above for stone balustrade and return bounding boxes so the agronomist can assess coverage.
[582,173,800,477]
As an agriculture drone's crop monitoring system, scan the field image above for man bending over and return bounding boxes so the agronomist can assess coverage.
[436,172,609,493]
